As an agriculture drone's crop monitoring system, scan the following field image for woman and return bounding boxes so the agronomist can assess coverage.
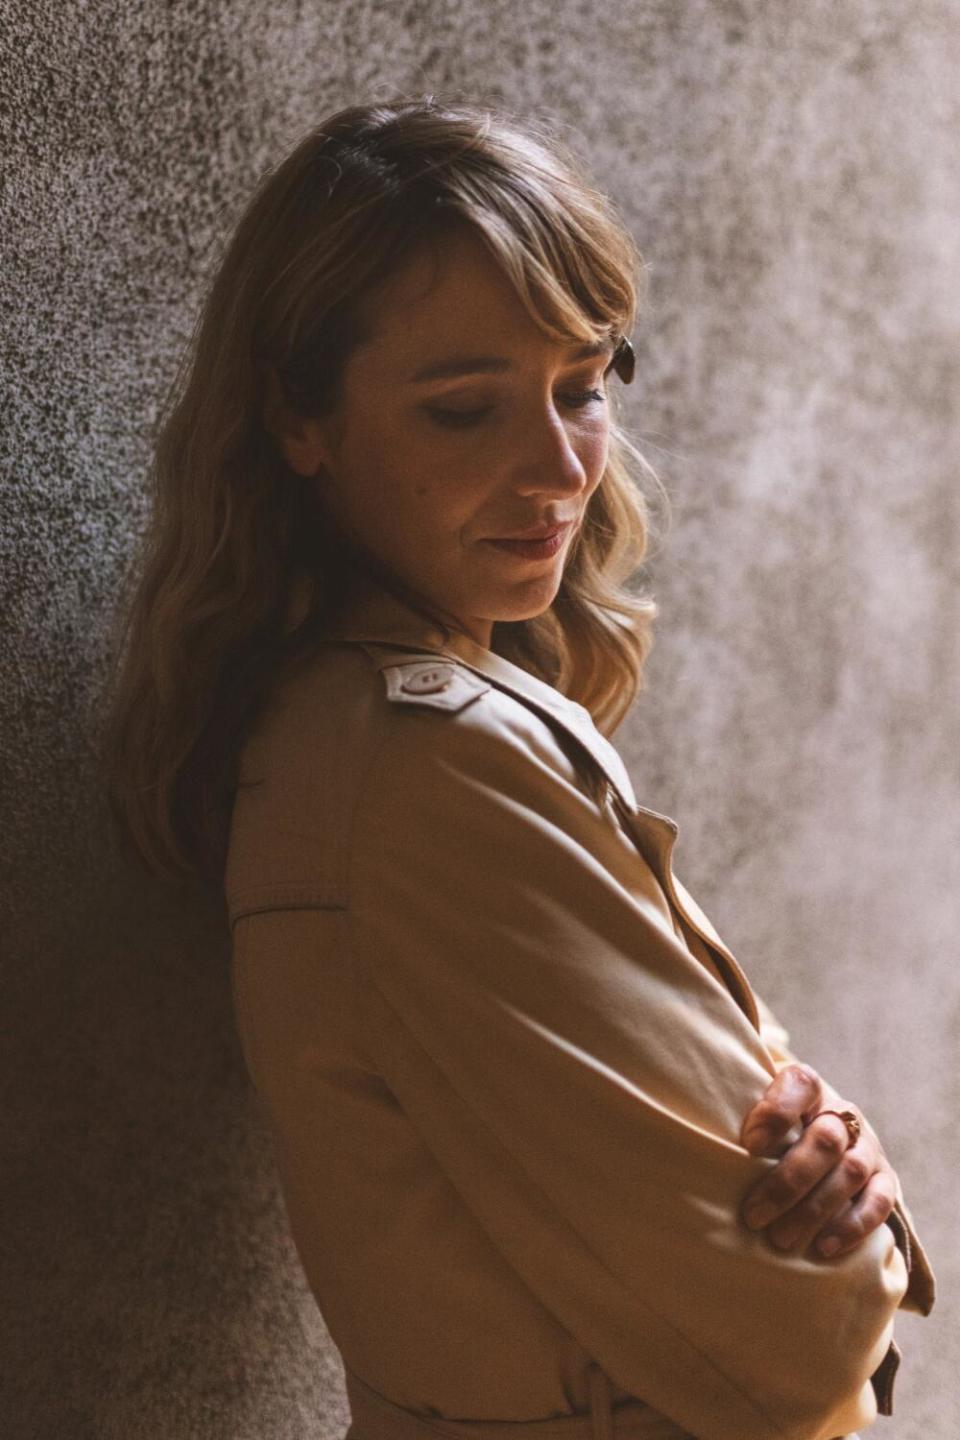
[101,97,934,1440]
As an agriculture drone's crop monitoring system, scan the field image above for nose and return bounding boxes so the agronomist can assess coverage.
[508,403,601,498]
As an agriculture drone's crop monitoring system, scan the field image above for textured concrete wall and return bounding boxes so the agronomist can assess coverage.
[3,2,957,1437]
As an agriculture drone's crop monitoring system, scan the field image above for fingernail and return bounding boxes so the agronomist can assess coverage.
[771,1230,798,1251]
[818,1235,842,1257]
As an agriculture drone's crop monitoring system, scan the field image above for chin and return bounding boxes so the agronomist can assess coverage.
[490,593,560,625]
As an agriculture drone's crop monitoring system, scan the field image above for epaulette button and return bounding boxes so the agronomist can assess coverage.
[400,664,455,695]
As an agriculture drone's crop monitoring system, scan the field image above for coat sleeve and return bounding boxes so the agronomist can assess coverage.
[750,996,935,1321]
[345,710,911,1440]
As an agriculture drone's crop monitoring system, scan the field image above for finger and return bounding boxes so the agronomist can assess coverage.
[741,1110,868,1230]
[813,1168,897,1257]
[740,1064,824,1155]
[762,1138,883,1252]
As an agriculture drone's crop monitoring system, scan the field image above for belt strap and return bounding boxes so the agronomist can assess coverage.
[344,1362,690,1440]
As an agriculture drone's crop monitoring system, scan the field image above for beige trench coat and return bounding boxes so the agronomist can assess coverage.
[225,574,935,1440]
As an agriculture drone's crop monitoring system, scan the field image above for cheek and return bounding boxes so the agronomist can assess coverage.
[580,426,609,493]
[590,422,611,469]
[400,460,486,526]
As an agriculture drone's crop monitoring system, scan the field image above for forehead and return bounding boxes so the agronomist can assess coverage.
[355,225,588,370]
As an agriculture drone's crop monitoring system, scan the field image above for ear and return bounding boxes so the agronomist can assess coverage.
[279,421,331,478]
[262,368,335,478]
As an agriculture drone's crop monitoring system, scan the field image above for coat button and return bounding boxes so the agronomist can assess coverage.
[400,664,454,694]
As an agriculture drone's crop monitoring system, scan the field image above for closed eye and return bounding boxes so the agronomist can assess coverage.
[424,389,606,430]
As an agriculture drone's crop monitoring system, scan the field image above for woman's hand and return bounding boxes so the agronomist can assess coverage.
[739,1063,899,1258]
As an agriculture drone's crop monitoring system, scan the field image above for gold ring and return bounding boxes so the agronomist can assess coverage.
[816,1108,862,1149]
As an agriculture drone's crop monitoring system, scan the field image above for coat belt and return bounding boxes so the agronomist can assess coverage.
[343,1362,695,1440]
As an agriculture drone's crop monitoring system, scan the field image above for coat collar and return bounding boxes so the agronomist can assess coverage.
[311,572,640,814]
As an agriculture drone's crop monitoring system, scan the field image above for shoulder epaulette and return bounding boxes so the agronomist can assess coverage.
[359,646,491,715]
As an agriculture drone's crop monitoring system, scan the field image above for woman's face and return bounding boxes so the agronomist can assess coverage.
[280,224,614,648]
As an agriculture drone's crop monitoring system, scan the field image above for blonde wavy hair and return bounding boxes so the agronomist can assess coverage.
[96,94,669,890]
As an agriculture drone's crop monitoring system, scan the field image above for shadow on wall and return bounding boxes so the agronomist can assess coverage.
[4,853,345,1437]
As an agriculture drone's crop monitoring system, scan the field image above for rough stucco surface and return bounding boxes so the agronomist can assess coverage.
[2,2,957,1436]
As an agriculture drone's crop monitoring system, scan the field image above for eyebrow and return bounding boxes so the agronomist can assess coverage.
[409,337,615,383]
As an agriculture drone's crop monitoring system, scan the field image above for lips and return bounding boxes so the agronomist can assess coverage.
[484,528,570,561]
[492,520,573,541]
